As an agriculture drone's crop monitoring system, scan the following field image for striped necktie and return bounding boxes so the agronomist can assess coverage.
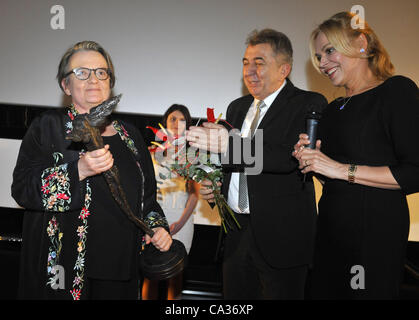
[238,100,265,212]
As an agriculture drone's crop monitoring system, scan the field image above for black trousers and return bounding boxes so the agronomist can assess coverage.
[223,214,308,300]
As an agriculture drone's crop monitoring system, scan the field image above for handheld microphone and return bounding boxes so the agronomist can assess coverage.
[303,108,322,183]
[306,110,321,149]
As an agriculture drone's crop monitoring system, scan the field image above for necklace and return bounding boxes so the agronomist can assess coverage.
[339,95,353,110]
[339,79,383,111]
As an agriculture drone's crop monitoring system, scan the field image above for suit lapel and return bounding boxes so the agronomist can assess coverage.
[232,95,253,129]
[258,79,295,130]
[229,79,296,131]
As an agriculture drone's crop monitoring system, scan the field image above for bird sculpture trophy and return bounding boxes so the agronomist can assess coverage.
[66,94,186,280]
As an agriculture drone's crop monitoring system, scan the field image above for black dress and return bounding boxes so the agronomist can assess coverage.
[86,134,141,280]
[310,76,419,299]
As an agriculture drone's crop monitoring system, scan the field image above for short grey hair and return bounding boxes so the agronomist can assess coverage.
[246,28,293,66]
[57,40,115,92]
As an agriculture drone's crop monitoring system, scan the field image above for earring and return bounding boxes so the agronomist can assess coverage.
[360,48,365,53]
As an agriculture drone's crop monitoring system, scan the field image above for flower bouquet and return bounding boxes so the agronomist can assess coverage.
[147,108,240,233]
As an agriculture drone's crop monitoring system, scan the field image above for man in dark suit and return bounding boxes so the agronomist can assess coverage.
[186,29,327,299]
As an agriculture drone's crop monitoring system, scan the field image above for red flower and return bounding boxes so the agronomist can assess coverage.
[46,172,57,180]
[70,289,81,300]
[79,207,90,220]
[207,108,216,123]
[68,111,75,121]
[57,193,70,200]
[148,145,164,153]
[207,107,234,129]
[41,182,50,194]
[207,108,233,129]
[120,125,130,137]
[146,126,168,142]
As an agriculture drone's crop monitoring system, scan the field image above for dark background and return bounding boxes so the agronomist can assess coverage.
[1,103,418,300]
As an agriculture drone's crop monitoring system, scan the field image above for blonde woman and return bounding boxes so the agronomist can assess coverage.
[293,12,419,299]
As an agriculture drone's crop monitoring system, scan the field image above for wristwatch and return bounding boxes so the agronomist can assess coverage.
[348,164,357,184]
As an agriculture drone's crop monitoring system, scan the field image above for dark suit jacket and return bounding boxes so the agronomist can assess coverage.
[221,79,327,268]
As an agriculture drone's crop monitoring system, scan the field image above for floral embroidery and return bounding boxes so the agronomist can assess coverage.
[70,181,92,300]
[113,121,139,156]
[66,105,78,134]
[114,122,169,244]
[79,207,90,220]
[54,112,168,299]
[64,104,93,300]
[41,152,71,212]
[144,211,169,229]
[46,216,63,287]
[70,289,81,300]
[140,211,169,248]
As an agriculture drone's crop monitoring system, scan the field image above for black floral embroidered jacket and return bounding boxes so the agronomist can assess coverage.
[12,106,168,300]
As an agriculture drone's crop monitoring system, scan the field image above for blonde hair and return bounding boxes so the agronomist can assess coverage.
[309,12,394,80]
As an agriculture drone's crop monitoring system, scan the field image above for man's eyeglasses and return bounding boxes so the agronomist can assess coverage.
[64,67,110,81]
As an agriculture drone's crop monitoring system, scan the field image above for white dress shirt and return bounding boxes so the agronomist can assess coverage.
[227,80,287,213]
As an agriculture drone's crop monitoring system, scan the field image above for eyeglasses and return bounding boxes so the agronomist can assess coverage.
[64,67,110,81]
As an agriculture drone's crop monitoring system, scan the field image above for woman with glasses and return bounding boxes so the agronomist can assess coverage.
[12,41,172,300]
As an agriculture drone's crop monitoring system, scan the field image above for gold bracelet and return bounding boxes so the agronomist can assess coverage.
[348,164,357,184]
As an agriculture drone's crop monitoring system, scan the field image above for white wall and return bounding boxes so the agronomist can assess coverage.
[1,0,418,228]
[0,0,417,115]
[0,139,22,208]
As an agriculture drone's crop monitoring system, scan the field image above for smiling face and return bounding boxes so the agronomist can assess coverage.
[166,110,187,136]
[61,50,111,114]
[242,43,290,100]
[313,31,360,88]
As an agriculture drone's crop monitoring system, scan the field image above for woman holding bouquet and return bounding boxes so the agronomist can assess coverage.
[143,104,199,300]
[293,12,419,299]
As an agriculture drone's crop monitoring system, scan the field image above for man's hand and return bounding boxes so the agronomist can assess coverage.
[199,179,222,203]
[186,122,229,153]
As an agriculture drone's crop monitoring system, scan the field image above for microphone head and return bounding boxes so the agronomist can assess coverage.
[306,104,323,120]
[305,105,322,149]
